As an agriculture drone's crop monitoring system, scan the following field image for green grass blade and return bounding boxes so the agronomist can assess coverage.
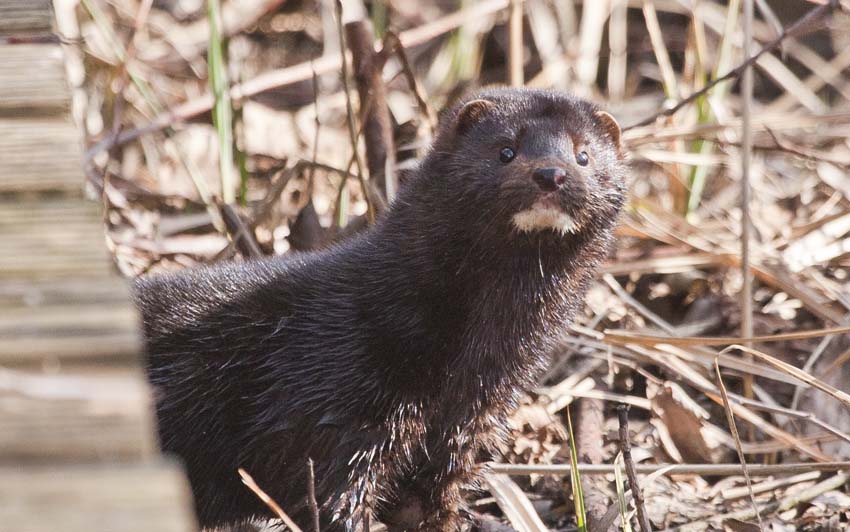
[686,0,741,214]
[207,0,236,204]
[614,452,633,532]
[566,407,587,532]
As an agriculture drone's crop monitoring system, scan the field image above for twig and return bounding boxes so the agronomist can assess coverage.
[703,390,833,462]
[307,458,321,532]
[238,468,303,532]
[790,334,833,413]
[602,274,676,336]
[717,393,850,447]
[382,30,436,134]
[722,345,850,408]
[488,462,850,476]
[250,158,292,228]
[335,0,373,225]
[623,0,838,131]
[641,0,677,98]
[720,470,820,500]
[508,0,523,86]
[308,63,321,195]
[597,482,634,532]
[616,406,652,532]
[603,324,850,347]
[821,345,850,377]
[331,92,376,225]
[740,0,755,406]
[219,202,262,258]
[714,358,763,530]
[704,135,850,169]
[346,19,396,201]
[763,127,850,169]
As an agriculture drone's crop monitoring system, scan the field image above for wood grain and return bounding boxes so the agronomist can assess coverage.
[0,198,110,277]
[0,369,155,460]
[0,44,68,112]
[0,0,53,34]
[0,461,197,532]
[0,275,141,365]
[0,118,83,192]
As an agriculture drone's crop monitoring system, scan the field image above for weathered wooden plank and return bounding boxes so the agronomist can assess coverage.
[0,369,155,460]
[0,196,141,362]
[0,331,140,363]
[0,197,112,278]
[0,276,141,364]
[1,302,137,331]
[0,0,53,34]
[0,44,68,112]
[0,276,134,309]
[0,461,197,532]
[0,197,100,221]
[0,117,83,192]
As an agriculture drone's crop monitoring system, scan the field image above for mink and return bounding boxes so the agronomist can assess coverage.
[133,87,628,531]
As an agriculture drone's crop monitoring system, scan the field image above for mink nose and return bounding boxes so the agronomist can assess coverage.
[532,167,567,192]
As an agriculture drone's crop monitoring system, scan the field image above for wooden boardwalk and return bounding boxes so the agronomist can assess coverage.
[0,5,196,531]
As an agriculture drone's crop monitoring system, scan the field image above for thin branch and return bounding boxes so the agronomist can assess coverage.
[616,406,652,532]
[604,324,850,347]
[308,62,321,196]
[335,0,373,225]
[623,0,838,131]
[723,345,850,408]
[763,127,850,168]
[346,19,396,201]
[307,458,321,532]
[714,358,764,530]
[382,30,437,134]
[239,468,303,532]
[488,462,850,476]
[508,0,524,86]
[740,0,755,405]
[219,202,262,258]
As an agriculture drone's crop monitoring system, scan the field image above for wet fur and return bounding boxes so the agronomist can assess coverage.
[134,88,628,531]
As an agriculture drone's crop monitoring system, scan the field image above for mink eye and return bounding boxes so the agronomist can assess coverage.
[499,147,516,163]
[576,151,589,166]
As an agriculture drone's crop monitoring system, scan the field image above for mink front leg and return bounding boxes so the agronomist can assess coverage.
[383,432,493,531]
[383,473,469,532]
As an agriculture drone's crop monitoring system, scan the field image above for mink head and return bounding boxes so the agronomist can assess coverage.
[422,87,628,245]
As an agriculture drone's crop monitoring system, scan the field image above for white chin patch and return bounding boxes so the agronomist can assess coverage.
[512,203,579,235]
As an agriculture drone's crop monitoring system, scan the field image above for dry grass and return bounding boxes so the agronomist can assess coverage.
[61,0,850,529]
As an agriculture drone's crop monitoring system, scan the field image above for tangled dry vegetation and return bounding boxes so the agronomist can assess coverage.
[62,0,850,529]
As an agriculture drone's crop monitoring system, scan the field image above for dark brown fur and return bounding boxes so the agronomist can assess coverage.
[133,88,628,531]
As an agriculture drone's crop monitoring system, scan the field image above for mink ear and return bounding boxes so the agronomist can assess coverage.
[595,110,622,150]
[456,99,495,133]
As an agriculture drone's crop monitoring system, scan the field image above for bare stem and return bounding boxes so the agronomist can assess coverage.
[617,406,653,532]
[307,458,321,532]
[508,0,524,86]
